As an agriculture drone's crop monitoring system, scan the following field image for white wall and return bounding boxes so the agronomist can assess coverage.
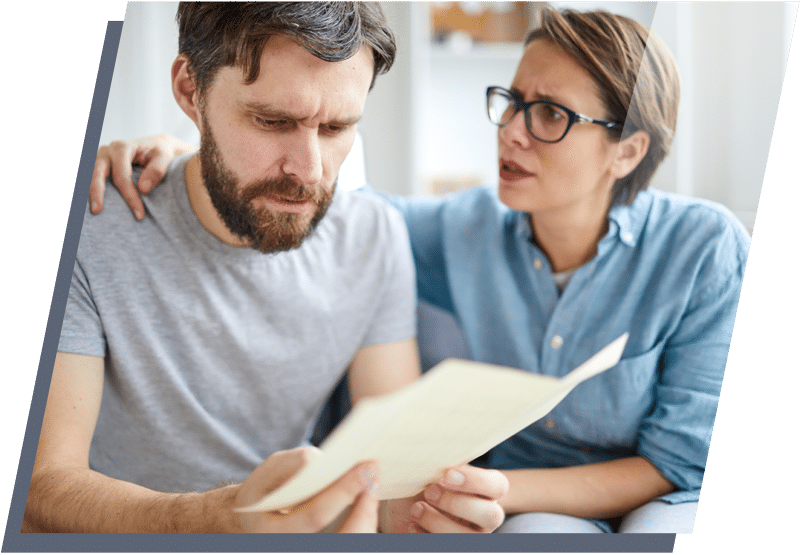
[357,2,797,232]
[101,2,797,230]
[99,2,195,147]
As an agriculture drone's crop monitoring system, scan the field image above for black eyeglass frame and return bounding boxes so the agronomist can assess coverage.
[486,86,625,144]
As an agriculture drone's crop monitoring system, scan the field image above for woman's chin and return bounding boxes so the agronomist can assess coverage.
[498,182,533,212]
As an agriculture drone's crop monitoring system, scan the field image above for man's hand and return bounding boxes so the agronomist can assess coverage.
[381,465,508,533]
[91,134,195,219]
[234,447,380,533]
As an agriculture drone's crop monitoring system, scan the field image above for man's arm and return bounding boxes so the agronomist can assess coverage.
[347,339,508,533]
[24,352,381,533]
[347,338,421,401]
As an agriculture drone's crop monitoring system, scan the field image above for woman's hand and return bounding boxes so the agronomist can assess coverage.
[380,465,508,533]
[91,134,195,219]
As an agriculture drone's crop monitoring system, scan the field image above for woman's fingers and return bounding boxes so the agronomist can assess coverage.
[437,465,509,500]
[419,484,504,532]
[410,465,508,532]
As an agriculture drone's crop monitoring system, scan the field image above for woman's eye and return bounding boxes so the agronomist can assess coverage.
[543,106,564,121]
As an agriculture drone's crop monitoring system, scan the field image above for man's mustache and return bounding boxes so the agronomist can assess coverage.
[241,176,323,204]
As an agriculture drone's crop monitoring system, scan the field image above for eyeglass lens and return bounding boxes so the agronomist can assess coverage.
[488,90,571,142]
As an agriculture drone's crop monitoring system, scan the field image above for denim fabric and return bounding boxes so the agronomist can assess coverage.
[386,186,750,504]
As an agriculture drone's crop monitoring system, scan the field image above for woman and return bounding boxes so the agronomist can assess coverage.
[93,8,750,533]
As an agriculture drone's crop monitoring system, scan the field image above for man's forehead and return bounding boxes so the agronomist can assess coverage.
[255,34,374,81]
[205,35,374,118]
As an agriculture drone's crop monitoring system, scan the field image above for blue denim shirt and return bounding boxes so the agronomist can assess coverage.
[386,186,750,504]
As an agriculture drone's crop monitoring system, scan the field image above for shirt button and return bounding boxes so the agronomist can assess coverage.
[545,418,557,429]
[623,232,634,243]
[534,258,543,270]
[550,335,563,349]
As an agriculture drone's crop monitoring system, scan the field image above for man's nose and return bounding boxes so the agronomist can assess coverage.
[281,129,324,186]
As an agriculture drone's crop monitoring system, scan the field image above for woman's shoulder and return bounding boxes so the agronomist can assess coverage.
[637,189,751,272]
[640,189,749,242]
[440,185,515,223]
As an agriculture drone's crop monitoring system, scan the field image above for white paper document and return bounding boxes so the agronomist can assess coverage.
[240,333,629,512]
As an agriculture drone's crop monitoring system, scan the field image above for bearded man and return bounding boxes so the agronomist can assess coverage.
[23,2,507,534]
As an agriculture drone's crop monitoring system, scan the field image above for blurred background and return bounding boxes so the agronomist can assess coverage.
[100,2,799,232]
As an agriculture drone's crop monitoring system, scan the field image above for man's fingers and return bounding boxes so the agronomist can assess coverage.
[437,465,509,500]
[280,460,379,532]
[335,490,379,533]
[421,484,504,532]
[242,447,321,504]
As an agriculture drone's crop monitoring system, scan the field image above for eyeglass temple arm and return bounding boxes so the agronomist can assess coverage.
[576,114,624,129]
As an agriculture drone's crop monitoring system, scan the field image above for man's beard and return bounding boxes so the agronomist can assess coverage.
[198,119,335,254]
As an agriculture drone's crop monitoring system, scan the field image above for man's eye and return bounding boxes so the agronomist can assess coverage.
[321,124,348,136]
[256,117,290,129]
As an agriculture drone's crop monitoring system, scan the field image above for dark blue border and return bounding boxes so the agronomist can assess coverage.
[2,8,675,554]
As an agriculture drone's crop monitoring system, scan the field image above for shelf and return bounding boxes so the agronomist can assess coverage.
[429,42,525,61]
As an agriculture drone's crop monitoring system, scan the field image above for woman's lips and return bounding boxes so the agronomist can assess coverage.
[499,159,533,181]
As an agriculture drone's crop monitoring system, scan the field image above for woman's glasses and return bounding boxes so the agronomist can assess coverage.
[486,86,624,143]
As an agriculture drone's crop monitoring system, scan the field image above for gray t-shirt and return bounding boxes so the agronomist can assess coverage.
[58,154,416,493]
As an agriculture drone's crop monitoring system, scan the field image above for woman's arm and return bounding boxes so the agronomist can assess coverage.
[499,456,675,520]
[91,135,196,218]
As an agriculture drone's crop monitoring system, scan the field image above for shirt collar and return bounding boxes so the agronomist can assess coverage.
[511,189,653,248]
[605,189,653,248]
[514,210,533,240]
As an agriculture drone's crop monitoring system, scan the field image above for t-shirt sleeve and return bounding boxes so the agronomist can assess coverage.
[359,203,418,347]
[57,249,107,358]
[382,193,456,315]
[636,217,749,501]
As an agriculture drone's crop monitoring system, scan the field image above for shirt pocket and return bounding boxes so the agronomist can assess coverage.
[554,344,663,450]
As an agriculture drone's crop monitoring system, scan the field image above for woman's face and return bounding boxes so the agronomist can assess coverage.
[497,39,623,219]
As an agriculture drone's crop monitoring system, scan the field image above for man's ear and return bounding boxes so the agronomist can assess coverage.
[172,54,202,126]
[611,130,650,179]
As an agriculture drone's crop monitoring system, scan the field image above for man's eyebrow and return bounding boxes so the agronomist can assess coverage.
[239,101,362,126]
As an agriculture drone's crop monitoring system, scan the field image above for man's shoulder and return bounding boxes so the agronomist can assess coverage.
[438,186,513,234]
[312,189,412,263]
[79,158,186,251]
[328,188,408,232]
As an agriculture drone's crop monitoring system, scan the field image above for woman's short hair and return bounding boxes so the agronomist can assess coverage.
[527,7,680,206]
[176,1,395,96]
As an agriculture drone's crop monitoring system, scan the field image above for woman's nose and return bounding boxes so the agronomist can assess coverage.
[498,109,532,149]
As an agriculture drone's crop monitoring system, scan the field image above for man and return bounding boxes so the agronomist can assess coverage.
[24,2,506,533]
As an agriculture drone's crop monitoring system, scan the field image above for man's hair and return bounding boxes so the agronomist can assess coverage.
[176,1,395,95]
[526,8,680,206]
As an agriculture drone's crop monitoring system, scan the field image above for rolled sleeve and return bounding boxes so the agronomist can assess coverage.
[637,243,745,502]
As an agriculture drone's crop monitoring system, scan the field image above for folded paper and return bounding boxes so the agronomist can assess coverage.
[240,333,629,512]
